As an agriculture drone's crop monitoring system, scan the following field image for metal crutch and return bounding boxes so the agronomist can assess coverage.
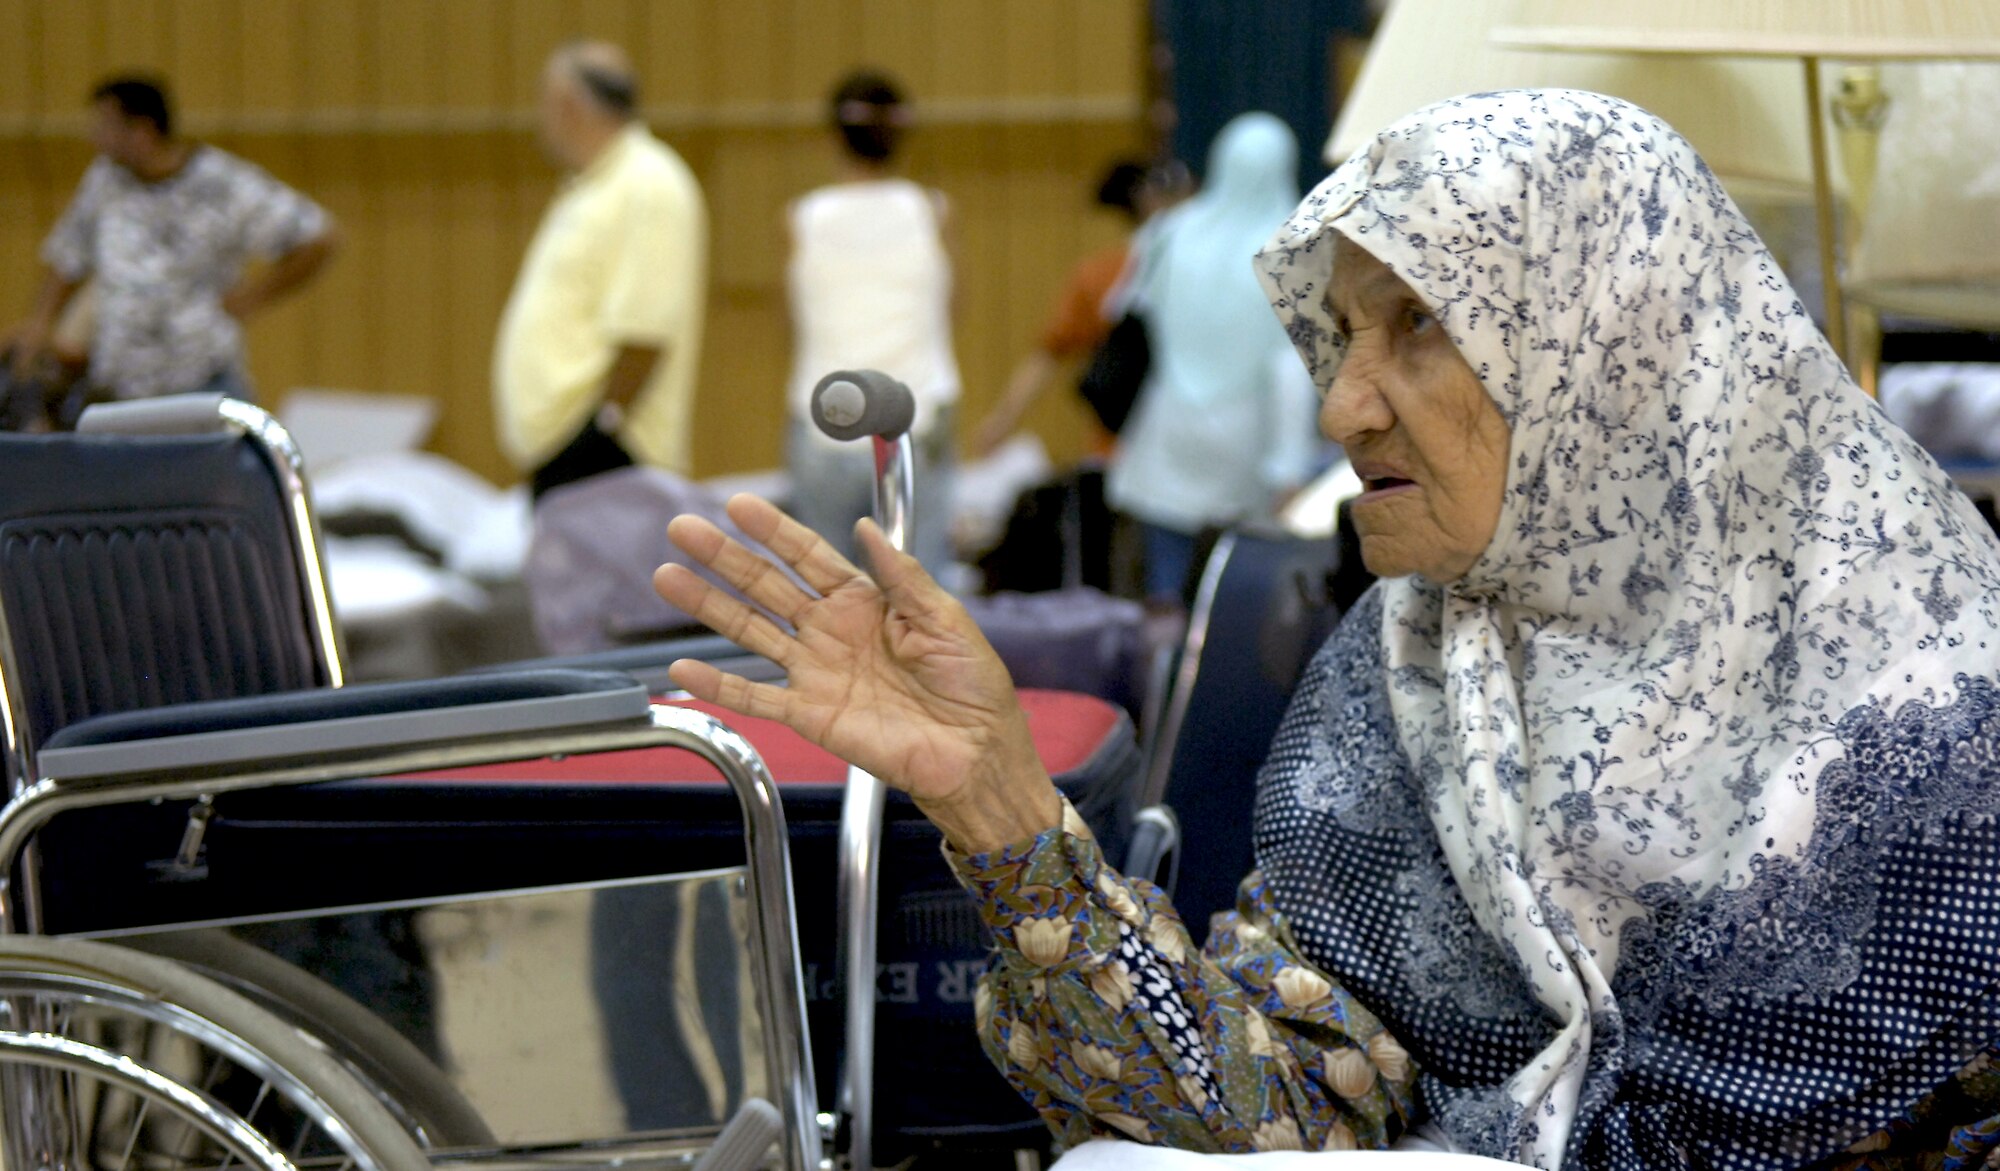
[808,368,917,1171]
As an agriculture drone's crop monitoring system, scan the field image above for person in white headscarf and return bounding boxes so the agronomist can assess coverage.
[1107,111,1323,599]
[653,89,2000,1169]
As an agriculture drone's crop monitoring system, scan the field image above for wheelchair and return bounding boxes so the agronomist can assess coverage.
[0,395,821,1171]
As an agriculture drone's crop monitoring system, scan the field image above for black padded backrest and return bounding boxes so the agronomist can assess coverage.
[1158,527,1351,942]
[0,431,324,755]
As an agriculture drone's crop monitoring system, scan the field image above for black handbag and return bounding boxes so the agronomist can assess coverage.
[1076,311,1151,434]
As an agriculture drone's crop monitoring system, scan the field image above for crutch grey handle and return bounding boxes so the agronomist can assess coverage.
[692,1098,783,1171]
[77,393,235,436]
[810,370,915,442]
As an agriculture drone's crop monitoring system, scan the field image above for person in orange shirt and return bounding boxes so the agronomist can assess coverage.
[971,160,1181,459]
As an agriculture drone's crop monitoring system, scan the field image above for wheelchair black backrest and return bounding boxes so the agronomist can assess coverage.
[1145,506,1372,944]
[0,428,333,773]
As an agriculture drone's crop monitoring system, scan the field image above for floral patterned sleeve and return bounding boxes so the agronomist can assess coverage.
[945,798,1420,1153]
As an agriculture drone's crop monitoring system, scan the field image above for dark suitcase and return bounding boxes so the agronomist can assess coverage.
[975,466,1137,597]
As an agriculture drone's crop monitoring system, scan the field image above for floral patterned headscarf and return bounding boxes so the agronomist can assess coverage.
[1252,90,2000,1168]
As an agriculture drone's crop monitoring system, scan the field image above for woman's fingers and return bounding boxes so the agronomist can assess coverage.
[724,494,869,597]
[653,563,798,666]
[666,658,796,724]
[664,513,816,624]
[855,517,955,625]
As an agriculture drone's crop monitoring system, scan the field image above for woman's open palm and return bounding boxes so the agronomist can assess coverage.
[654,495,1047,816]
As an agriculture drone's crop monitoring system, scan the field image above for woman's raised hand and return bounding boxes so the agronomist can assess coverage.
[654,494,1060,853]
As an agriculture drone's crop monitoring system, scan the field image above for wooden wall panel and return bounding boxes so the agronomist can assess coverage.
[168,1,236,113]
[436,133,512,478]
[783,0,856,108]
[299,3,365,112]
[0,0,32,300]
[438,2,506,113]
[2,0,1146,483]
[372,2,437,111]
[103,1,173,81]
[0,0,34,117]
[644,1,709,110]
[934,4,1003,103]
[236,1,300,114]
[33,3,100,115]
[1075,2,1145,99]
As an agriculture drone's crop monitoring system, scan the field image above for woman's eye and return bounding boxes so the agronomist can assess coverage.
[1404,307,1436,335]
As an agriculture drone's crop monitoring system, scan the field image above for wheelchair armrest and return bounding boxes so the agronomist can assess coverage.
[77,393,236,435]
[467,634,785,693]
[37,670,648,783]
[1124,804,1181,895]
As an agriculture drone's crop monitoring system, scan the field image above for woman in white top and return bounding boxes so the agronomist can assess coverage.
[785,70,960,572]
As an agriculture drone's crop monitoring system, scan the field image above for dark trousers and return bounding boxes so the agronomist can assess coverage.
[530,417,634,502]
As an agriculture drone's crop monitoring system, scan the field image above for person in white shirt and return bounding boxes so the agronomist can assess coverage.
[784,70,960,572]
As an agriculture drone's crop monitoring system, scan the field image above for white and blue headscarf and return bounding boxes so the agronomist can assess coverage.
[1250,90,2000,1169]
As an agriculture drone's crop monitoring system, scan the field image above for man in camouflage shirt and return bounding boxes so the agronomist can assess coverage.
[5,76,339,402]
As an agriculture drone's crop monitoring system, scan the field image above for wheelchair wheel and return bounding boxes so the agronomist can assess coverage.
[119,928,494,1149]
[0,934,430,1171]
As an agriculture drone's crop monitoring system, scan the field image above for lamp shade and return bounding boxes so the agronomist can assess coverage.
[1846,63,2000,327]
[1328,0,1826,197]
[1492,0,2000,60]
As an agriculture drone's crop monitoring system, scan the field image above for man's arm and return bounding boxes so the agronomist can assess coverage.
[223,222,340,321]
[972,348,1060,458]
[5,268,86,377]
[595,343,665,429]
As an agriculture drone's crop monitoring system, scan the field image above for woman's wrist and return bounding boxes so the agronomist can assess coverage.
[917,756,1063,856]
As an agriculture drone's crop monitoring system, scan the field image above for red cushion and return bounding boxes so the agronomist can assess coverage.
[402,688,1121,786]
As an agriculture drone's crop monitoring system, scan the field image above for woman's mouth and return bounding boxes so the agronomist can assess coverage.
[1362,476,1415,494]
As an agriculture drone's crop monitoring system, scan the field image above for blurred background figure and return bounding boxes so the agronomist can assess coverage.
[971,159,1169,460]
[1105,111,1320,603]
[784,69,960,574]
[494,41,709,503]
[0,0,1374,680]
[4,75,338,404]
[0,283,95,432]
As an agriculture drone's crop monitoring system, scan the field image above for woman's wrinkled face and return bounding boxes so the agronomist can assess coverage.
[1321,235,1510,582]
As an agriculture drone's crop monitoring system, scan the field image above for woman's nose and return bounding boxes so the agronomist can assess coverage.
[1319,365,1393,444]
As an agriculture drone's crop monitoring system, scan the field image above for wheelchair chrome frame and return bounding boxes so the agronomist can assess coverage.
[214,396,349,690]
[1139,530,1236,808]
[0,399,829,1170]
[0,705,825,1171]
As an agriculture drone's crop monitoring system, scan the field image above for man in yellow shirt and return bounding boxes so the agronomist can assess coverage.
[494,42,708,500]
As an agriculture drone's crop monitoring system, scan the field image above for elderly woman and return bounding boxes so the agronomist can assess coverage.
[655,90,2000,1169]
